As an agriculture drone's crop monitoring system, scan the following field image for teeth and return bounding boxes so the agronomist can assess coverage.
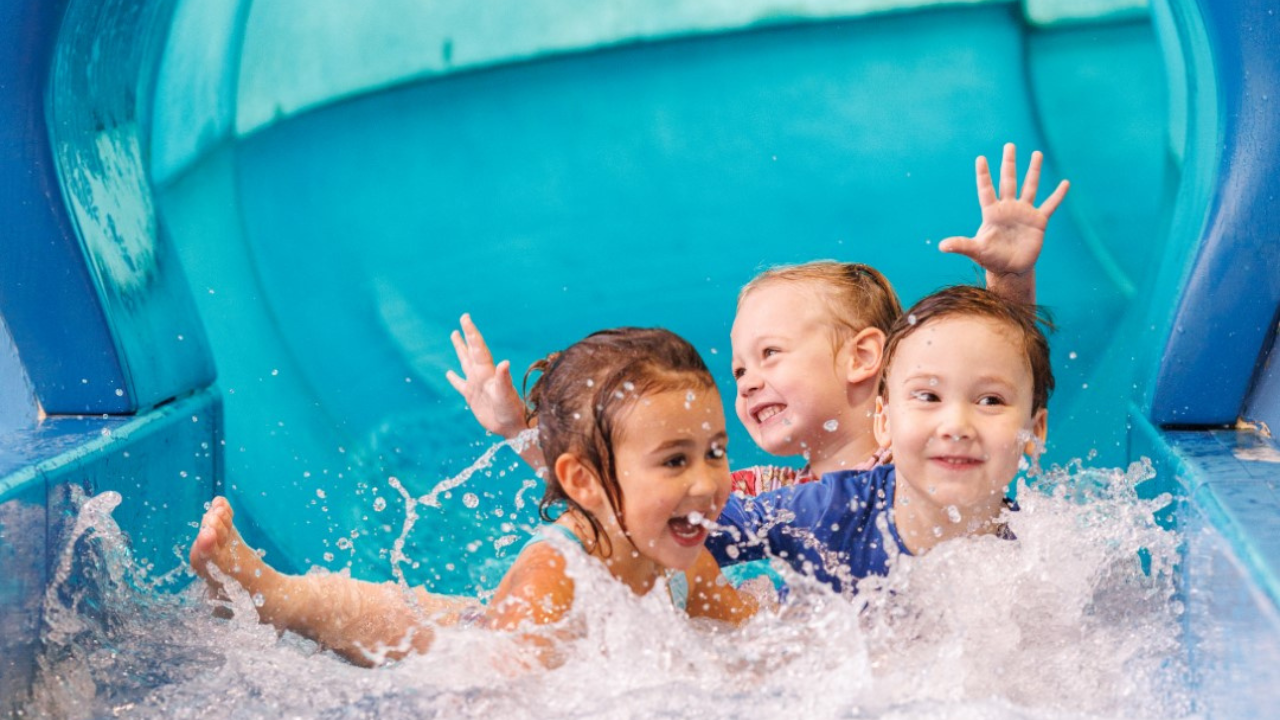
[755,406,783,423]
[688,511,705,526]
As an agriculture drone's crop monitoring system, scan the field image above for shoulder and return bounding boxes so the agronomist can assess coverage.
[816,464,896,505]
[486,541,577,630]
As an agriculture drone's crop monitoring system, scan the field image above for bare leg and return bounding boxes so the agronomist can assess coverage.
[189,496,479,667]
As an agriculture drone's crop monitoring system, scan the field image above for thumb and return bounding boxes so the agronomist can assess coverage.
[495,360,515,391]
[938,235,980,257]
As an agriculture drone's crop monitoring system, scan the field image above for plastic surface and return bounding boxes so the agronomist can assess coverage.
[1150,0,1280,426]
[0,0,131,415]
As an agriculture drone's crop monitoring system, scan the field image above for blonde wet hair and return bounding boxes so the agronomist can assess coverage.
[739,261,902,347]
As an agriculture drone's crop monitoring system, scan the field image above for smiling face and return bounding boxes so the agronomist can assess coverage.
[606,387,731,573]
[730,283,856,461]
[874,315,1047,538]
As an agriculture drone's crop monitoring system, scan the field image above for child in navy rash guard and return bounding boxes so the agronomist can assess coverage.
[707,286,1056,595]
[708,465,906,594]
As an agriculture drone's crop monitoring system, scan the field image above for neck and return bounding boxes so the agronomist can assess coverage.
[891,475,1006,555]
[805,393,881,476]
[569,511,664,596]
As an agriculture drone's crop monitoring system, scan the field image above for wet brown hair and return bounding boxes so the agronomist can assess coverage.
[879,285,1055,413]
[522,327,717,554]
[739,261,903,347]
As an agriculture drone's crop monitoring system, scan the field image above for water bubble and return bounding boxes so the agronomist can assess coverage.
[271,369,279,376]
[823,419,839,432]
[586,379,594,387]
[946,505,962,523]
[623,381,635,392]
[373,497,387,512]
[114,388,124,397]
[252,593,265,607]
[336,538,353,551]
[315,489,326,499]
[907,314,918,325]
[463,493,479,509]
[1068,351,1078,360]
[322,552,334,562]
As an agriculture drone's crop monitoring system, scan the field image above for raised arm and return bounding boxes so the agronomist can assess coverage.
[445,313,548,475]
[938,143,1070,305]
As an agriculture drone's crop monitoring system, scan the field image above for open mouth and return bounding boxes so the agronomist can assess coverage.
[668,511,710,547]
[753,404,785,425]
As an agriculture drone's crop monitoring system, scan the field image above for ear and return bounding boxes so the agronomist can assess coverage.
[554,453,604,512]
[873,395,891,448]
[1023,408,1048,456]
[843,327,886,385]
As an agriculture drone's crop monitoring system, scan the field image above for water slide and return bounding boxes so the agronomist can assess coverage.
[2,0,1278,713]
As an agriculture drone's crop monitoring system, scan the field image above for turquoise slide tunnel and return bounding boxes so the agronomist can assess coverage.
[2,0,1279,714]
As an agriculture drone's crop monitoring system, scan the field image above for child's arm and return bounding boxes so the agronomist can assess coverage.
[445,313,548,475]
[938,143,1070,305]
[483,542,578,668]
[683,548,764,623]
[190,497,474,667]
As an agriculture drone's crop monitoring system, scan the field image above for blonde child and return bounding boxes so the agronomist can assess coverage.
[190,327,757,668]
[449,144,1068,495]
[707,285,1053,592]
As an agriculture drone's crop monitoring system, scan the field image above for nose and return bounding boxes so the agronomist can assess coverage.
[936,402,974,442]
[689,463,723,502]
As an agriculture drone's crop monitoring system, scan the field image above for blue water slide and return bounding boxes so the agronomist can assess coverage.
[1,0,1279,714]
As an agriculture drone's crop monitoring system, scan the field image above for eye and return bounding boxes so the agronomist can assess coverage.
[762,347,780,360]
[663,453,689,469]
[732,365,745,380]
[910,390,939,402]
[707,444,727,461]
[977,395,1006,407]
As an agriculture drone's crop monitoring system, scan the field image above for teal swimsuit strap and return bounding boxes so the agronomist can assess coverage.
[522,523,586,553]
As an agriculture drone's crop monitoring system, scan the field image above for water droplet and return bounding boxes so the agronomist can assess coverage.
[114,388,124,397]
[463,493,479,509]
[336,538,353,551]
[946,505,962,523]
[271,368,279,376]
[586,379,594,387]
[373,497,387,512]
[907,314,918,325]
[322,552,334,562]
[823,419,839,432]
[1068,351,1078,360]
[316,489,326,499]
[252,593,265,607]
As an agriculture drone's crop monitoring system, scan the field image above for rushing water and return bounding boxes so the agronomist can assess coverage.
[23,458,1191,719]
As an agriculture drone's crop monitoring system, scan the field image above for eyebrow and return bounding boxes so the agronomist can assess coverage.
[900,373,1018,390]
[650,432,728,453]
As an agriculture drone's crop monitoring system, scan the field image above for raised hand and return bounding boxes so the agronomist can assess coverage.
[939,143,1069,303]
[445,314,528,439]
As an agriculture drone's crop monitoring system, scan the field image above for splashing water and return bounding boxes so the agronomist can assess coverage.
[24,459,1192,718]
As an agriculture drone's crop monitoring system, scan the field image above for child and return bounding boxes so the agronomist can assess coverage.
[449,144,1067,494]
[190,327,757,668]
[706,285,1053,593]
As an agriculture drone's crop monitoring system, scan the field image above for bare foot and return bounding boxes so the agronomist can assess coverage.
[189,496,272,605]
